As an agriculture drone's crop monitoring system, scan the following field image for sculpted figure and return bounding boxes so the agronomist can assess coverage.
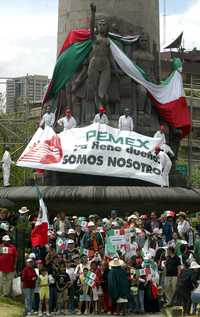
[132,32,160,135]
[87,3,111,106]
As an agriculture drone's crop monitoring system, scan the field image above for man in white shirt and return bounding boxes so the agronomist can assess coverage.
[57,108,77,131]
[155,146,172,187]
[118,108,134,131]
[153,125,166,146]
[39,105,55,128]
[93,106,109,124]
[1,145,14,187]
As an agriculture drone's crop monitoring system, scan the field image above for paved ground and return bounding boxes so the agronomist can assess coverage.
[47,313,165,317]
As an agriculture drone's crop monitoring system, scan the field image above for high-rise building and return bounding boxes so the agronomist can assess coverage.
[6,75,49,113]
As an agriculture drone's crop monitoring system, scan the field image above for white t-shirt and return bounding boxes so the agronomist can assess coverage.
[40,112,55,127]
[118,115,134,131]
[57,116,77,130]
[93,113,109,124]
[153,131,166,146]
[66,267,76,282]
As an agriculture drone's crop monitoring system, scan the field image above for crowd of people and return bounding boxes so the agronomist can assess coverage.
[1,206,200,316]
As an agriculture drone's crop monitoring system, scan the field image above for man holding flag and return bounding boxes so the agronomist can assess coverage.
[31,188,49,249]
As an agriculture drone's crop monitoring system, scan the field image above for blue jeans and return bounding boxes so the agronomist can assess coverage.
[23,288,34,313]
[33,293,40,312]
[134,290,145,313]
[191,292,200,304]
[49,285,57,313]
[68,284,75,312]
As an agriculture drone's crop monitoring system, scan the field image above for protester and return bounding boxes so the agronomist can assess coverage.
[55,261,71,314]
[57,107,77,130]
[21,258,37,316]
[0,235,18,296]
[164,246,181,305]
[177,211,191,241]
[153,125,166,146]
[15,206,31,273]
[3,204,200,316]
[118,108,134,131]
[172,261,200,315]
[108,257,129,315]
[1,144,15,187]
[93,105,109,124]
[39,105,55,129]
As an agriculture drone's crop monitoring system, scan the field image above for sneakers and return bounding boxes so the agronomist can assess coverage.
[38,312,42,317]
[76,311,82,315]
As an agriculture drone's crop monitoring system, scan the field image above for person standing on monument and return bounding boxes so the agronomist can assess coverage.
[118,108,134,131]
[1,145,15,187]
[153,125,166,146]
[57,108,77,131]
[39,105,55,129]
[154,146,172,187]
[93,106,109,124]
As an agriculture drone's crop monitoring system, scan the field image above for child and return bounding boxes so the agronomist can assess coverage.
[55,261,71,315]
[38,267,50,316]
[65,259,76,314]
[77,267,91,315]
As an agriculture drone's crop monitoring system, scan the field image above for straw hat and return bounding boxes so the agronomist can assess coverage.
[190,261,200,269]
[2,235,11,242]
[18,206,29,214]
[109,257,124,267]
[68,229,75,234]
[128,214,138,221]
[88,221,95,227]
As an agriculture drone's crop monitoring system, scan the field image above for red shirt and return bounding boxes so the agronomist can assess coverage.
[21,266,36,289]
[0,243,18,273]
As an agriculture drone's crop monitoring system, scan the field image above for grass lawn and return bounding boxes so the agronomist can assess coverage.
[0,296,24,317]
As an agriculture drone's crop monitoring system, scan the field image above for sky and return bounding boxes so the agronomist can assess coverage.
[0,0,200,81]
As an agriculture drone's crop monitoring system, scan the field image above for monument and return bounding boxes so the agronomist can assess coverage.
[41,0,184,186]
[57,0,161,137]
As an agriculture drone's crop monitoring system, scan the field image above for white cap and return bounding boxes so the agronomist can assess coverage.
[2,235,11,242]
[68,229,75,234]
[88,221,95,227]
[102,218,109,224]
[67,239,75,244]
[29,253,36,259]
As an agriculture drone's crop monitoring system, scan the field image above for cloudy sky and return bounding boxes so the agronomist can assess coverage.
[0,0,200,80]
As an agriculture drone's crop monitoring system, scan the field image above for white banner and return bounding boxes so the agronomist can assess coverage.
[17,123,167,186]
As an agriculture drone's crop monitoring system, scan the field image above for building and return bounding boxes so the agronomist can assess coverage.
[161,50,200,168]
[6,75,49,113]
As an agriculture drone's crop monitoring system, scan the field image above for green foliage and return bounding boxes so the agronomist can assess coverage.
[191,165,200,188]
[0,111,39,186]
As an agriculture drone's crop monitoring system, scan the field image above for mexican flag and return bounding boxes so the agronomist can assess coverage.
[43,28,191,137]
[110,40,191,137]
[31,188,49,247]
[43,29,92,104]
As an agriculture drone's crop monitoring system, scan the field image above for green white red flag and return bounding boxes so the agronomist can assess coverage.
[43,28,191,137]
[31,188,49,247]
